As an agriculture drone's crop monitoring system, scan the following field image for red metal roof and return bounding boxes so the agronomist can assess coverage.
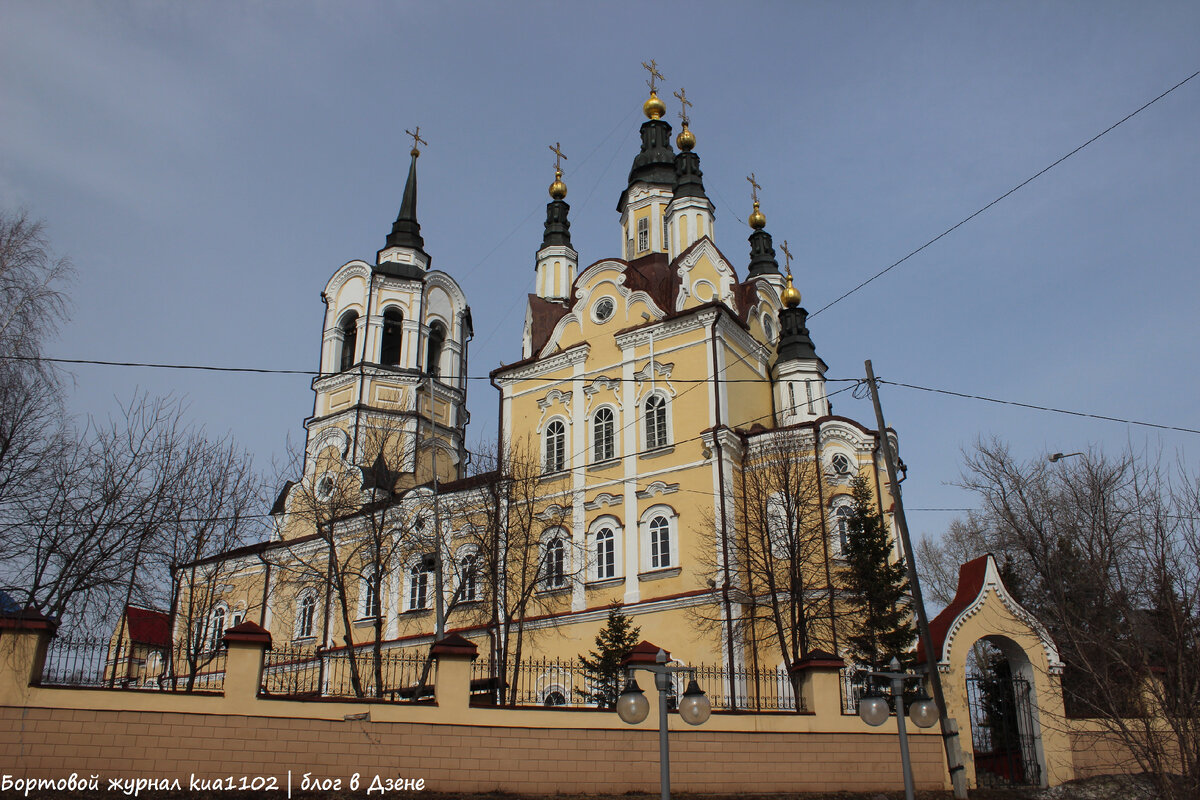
[124,605,171,648]
[917,554,990,663]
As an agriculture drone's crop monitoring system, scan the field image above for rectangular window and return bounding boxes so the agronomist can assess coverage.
[596,529,615,580]
[637,218,649,253]
[662,216,669,250]
[649,517,671,569]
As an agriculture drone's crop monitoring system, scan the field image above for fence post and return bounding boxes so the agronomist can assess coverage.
[0,609,58,706]
[222,621,272,701]
[430,634,477,712]
[790,649,845,717]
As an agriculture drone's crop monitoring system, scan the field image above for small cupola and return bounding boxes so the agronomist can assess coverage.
[666,86,715,260]
[773,252,829,425]
[618,61,676,261]
[535,143,578,302]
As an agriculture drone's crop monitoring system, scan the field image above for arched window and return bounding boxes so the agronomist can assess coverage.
[380,307,403,366]
[409,562,431,610]
[297,594,316,639]
[209,606,226,651]
[459,553,478,602]
[545,419,566,473]
[338,312,359,372]
[593,407,615,462]
[361,569,380,618]
[649,516,671,569]
[543,689,567,707]
[835,505,853,555]
[595,527,615,580]
[425,320,446,377]
[645,394,668,450]
[543,535,566,590]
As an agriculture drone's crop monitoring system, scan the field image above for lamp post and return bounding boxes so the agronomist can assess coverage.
[1048,451,1084,463]
[858,657,939,800]
[616,648,711,800]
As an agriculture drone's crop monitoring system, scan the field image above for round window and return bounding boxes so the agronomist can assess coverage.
[763,316,775,342]
[831,453,852,476]
[315,473,336,501]
[593,297,615,322]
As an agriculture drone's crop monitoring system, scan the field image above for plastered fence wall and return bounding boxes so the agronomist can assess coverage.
[0,623,946,795]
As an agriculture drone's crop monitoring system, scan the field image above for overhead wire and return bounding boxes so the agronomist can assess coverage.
[809,69,1200,319]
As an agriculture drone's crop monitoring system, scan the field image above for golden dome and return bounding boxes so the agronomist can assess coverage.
[549,168,567,200]
[676,126,695,151]
[643,90,666,120]
[749,200,766,230]
[781,272,801,308]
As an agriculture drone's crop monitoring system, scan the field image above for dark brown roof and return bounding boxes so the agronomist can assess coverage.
[526,294,570,359]
[124,605,171,647]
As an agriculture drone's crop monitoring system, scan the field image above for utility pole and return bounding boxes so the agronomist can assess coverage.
[864,359,969,799]
[430,372,445,640]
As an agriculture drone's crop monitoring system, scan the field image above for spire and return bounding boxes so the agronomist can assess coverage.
[542,143,572,249]
[379,127,430,272]
[746,173,780,277]
[618,62,676,212]
[672,87,707,201]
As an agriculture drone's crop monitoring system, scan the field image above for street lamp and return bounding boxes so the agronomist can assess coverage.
[616,648,711,800]
[1048,452,1084,463]
[857,657,938,800]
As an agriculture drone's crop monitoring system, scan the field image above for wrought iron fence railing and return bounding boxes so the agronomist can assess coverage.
[39,636,226,692]
[260,644,431,702]
[469,657,806,712]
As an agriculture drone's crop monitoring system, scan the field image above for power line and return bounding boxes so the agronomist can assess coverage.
[0,354,860,385]
[810,69,1200,319]
[878,379,1200,436]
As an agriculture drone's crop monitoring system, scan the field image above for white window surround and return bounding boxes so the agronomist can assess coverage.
[643,392,671,451]
[832,500,853,557]
[208,604,228,652]
[592,406,616,463]
[830,452,853,477]
[639,505,679,574]
[544,417,568,474]
[540,528,569,591]
[587,517,622,582]
[358,568,381,619]
[456,547,480,603]
[295,592,317,640]
[407,561,432,611]
[592,296,615,323]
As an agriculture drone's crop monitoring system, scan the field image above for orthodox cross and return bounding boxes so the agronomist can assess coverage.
[405,126,428,155]
[642,59,664,94]
[549,142,568,172]
[747,172,761,205]
[781,239,794,273]
[673,87,691,127]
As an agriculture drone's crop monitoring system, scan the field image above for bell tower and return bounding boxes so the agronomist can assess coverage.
[305,129,472,494]
[618,61,676,261]
[772,243,828,426]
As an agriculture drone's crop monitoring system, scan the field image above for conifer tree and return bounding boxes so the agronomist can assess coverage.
[578,603,641,708]
[841,475,915,669]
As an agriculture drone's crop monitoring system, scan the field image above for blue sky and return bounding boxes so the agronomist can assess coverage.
[2,1,1198,544]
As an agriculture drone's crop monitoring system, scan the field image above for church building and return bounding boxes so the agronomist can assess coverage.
[174,70,905,699]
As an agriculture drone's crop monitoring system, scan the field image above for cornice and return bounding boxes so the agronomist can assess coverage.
[495,343,590,385]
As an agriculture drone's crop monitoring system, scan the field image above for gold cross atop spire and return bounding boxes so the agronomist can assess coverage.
[781,239,794,274]
[549,142,568,172]
[747,173,761,205]
[642,59,664,94]
[405,126,428,156]
[673,87,692,127]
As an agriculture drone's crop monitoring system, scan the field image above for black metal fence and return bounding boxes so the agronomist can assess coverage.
[260,645,431,702]
[469,657,806,712]
[39,636,226,692]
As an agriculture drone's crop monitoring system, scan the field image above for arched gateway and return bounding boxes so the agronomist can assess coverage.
[922,554,1074,788]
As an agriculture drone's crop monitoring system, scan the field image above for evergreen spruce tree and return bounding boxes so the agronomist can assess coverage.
[578,603,641,708]
[841,475,916,670]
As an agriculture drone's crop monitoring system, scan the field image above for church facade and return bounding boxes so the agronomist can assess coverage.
[175,78,905,693]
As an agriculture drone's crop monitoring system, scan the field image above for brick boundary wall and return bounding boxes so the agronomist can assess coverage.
[0,706,946,795]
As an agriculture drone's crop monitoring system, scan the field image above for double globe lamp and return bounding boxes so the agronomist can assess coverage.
[857,657,939,800]
[615,648,711,800]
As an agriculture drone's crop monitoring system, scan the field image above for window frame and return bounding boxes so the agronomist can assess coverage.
[639,505,679,574]
[544,418,567,474]
[541,531,568,591]
[644,393,670,451]
[408,561,432,611]
[590,521,620,582]
[380,306,404,366]
[592,406,616,463]
[337,311,359,372]
[833,502,853,557]
[637,217,649,253]
[296,592,317,640]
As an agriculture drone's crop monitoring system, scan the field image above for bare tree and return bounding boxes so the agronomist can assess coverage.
[922,438,1200,798]
[457,436,578,705]
[694,429,837,706]
[0,210,72,585]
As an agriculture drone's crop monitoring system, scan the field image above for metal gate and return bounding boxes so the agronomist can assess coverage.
[966,673,1041,787]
